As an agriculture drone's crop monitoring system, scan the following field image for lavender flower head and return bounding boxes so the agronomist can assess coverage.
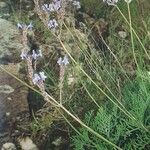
[103,0,118,5]
[17,23,23,29]
[57,55,69,66]
[39,72,47,80]
[20,51,28,59]
[20,50,42,60]
[73,1,81,9]
[27,22,33,30]
[48,19,58,29]
[124,0,132,3]
[53,0,61,11]
[32,50,38,60]
[32,72,47,85]
[17,22,33,30]
[57,57,63,65]
[32,50,42,60]
[42,0,61,12]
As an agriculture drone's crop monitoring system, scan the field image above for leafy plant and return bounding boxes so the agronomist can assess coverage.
[72,75,150,150]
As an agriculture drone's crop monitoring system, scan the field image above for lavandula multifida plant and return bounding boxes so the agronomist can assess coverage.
[18,23,34,85]
[18,22,57,107]
[33,0,82,105]
[18,22,43,85]
[18,20,70,107]
[57,55,69,104]
[103,0,118,6]
[34,0,81,32]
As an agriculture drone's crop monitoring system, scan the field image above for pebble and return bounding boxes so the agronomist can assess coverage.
[118,31,127,39]
[5,112,10,117]
[1,143,16,150]
[0,2,7,8]
[18,137,38,150]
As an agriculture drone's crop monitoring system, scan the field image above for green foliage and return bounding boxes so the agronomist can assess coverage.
[72,75,150,150]
[81,0,109,18]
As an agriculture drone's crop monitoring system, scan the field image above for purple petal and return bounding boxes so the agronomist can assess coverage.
[20,51,27,59]
[53,1,61,11]
[33,73,41,84]
[39,72,47,81]
[27,22,33,29]
[38,50,42,57]
[57,57,63,65]
[62,55,69,65]
[17,23,23,29]
[32,50,38,60]
[49,3,55,12]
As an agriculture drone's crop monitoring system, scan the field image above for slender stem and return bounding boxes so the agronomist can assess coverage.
[60,104,123,150]
[116,5,150,60]
[0,65,122,150]
[59,81,63,105]
[59,39,136,120]
[127,2,138,68]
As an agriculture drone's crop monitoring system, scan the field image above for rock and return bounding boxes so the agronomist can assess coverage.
[0,2,7,8]
[18,137,38,150]
[5,112,10,117]
[118,31,127,39]
[1,143,16,150]
[0,19,23,64]
[0,63,29,147]
[52,137,62,147]
[0,85,14,94]
[0,63,29,117]
[68,74,76,86]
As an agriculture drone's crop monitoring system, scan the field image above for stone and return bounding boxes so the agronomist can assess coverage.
[0,85,14,94]
[0,2,7,8]
[118,31,127,39]
[5,112,10,117]
[0,19,23,64]
[68,74,75,85]
[0,63,29,147]
[0,63,29,117]
[18,137,38,150]
[1,143,16,150]
[52,137,62,146]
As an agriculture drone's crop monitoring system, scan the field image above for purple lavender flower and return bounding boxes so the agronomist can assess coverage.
[73,1,81,9]
[42,4,49,11]
[32,72,47,84]
[62,55,69,65]
[39,72,47,81]
[57,57,63,65]
[32,50,38,60]
[49,3,55,11]
[48,19,58,29]
[32,73,41,84]
[42,0,61,12]
[124,0,132,3]
[17,23,23,29]
[103,0,118,5]
[38,50,42,57]
[53,0,61,11]
[27,22,33,30]
[20,51,27,59]
[57,55,69,66]
[17,22,33,30]
[42,3,55,12]
[32,50,42,60]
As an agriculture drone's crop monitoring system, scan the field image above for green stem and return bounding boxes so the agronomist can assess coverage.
[127,2,138,68]
[116,5,150,60]
[0,65,122,149]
